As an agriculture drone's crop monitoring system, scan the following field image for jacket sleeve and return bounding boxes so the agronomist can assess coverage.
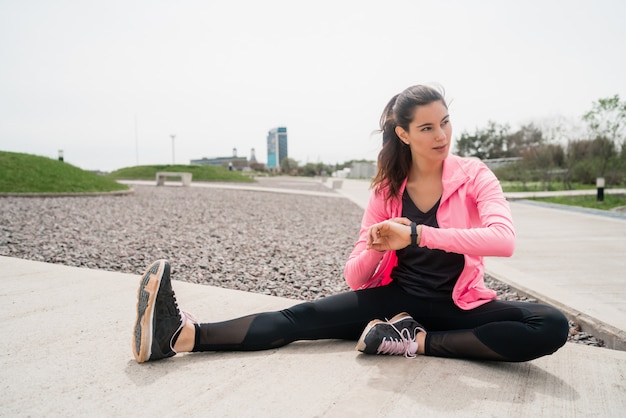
[343,190,388,289]
[420,165,516,257]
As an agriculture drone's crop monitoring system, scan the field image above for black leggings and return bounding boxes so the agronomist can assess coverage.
[193,282,569,362]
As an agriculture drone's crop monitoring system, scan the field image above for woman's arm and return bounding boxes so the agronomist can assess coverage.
[343,190,391,289]
[420,166,515,257]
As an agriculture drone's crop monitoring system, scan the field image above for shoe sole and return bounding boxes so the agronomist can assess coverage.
[355,313,413,353]
[355,319,382,353]
[132,260,166,363]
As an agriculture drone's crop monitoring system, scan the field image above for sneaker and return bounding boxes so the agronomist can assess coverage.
[132,259,197,363]
[356,312,426,358]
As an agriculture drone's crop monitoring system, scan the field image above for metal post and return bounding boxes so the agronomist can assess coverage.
[170,134,176,165]
[135,114,139,166]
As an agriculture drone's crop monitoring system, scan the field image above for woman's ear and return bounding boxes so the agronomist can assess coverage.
[395,126,409,145]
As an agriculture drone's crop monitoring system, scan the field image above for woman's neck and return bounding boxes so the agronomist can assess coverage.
[409,157,444,181]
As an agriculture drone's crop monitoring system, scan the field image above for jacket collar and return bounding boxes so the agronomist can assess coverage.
[395,154,471,206]
[441,154,471,203]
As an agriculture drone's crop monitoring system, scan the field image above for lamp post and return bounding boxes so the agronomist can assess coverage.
[170,134,176,165]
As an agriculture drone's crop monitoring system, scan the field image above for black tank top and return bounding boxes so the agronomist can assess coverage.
[390,189,465,300]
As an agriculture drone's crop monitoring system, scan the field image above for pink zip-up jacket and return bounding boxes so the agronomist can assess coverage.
[343,154,515,310]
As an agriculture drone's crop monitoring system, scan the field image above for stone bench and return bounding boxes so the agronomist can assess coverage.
[155,172,192,187]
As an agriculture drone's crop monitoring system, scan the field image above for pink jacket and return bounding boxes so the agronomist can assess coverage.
[343,154,516,310]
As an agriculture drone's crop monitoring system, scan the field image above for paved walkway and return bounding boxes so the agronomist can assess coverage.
[2,177,626,417]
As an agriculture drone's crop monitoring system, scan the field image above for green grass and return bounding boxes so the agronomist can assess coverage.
[0,151,254,194]
[0,151,129,193]
[530,194,626,211]
[107,164,255,183]
[499,180,626,211]
[500,181,595,193]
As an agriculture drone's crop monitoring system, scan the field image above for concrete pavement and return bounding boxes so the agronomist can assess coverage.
[2,177,626,417]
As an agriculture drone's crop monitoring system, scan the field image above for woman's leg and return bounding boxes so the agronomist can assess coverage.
[191,283,418,352]
[420,300,569,362]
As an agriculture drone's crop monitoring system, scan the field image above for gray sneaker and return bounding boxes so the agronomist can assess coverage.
[132,260,196,363]
[356,312,426,358]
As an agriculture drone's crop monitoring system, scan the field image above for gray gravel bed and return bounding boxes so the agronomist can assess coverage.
[0,185,603,347]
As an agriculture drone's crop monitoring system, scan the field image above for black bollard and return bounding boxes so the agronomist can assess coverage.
[596,177,605,202]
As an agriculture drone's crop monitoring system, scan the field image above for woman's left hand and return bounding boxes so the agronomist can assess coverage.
[366,217,412,252]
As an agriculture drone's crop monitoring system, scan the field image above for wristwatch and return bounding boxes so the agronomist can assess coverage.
[410,221,418,246]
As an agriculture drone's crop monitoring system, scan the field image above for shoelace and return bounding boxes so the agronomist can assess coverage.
[172,290,198,326]
[376,321,421,358]
[169,308,198,352]
[180,310,198,326]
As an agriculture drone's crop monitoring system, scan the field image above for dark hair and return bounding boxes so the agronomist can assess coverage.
[371,84,447,201]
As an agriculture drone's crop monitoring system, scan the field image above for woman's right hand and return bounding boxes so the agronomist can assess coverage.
[366,217,413,252]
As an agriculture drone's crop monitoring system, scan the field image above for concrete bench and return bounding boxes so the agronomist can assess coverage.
[156,172,192,187]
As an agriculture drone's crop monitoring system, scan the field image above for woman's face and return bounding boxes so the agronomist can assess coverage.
[395,100,451,164]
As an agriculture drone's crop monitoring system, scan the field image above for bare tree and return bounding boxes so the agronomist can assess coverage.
[583,95,626,179]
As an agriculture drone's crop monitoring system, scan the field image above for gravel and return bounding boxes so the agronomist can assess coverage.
[0,183,604,347]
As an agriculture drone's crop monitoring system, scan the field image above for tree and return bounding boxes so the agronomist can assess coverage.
[522,143,565,190]
[538,116,582,189]
[455,121,511,159]
[300,163,319,177]
[280,157,299,174]
[249,162,267,172]
[506,123,544,156]
[582,94,626,178]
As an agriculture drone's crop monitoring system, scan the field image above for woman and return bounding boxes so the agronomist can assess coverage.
[132,84,568,363]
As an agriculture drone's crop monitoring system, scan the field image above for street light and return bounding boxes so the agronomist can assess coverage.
[170,134,176,165]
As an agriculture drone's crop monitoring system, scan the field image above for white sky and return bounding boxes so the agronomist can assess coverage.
[1,0,625,172]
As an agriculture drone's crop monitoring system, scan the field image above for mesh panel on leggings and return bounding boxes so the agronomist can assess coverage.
[426,330,507,361]
[192,314,258,352]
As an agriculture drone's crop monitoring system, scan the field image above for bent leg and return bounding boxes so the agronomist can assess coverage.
[424,301,569,362]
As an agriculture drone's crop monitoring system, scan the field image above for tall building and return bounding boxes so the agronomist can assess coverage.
[267,127,288,169]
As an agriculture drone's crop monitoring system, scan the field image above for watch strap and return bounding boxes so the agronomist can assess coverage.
[410,221,418,246]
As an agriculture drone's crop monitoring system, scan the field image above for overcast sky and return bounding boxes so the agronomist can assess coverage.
[1,0,625,172]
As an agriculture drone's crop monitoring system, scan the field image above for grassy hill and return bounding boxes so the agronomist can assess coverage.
[107,164,255,182]
[0,152,255,194]
[0,151,129,193]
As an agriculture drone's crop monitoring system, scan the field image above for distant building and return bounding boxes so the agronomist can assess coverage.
[191,148,248,170]
[334,162,377,179]
[267,127,288,169]
[348,162,376,179]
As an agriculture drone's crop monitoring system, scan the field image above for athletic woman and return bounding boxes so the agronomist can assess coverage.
[132,84,568,363]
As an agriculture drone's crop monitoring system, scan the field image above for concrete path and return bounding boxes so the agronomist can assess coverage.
[3,256,626,417]
[2,177,626,417]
